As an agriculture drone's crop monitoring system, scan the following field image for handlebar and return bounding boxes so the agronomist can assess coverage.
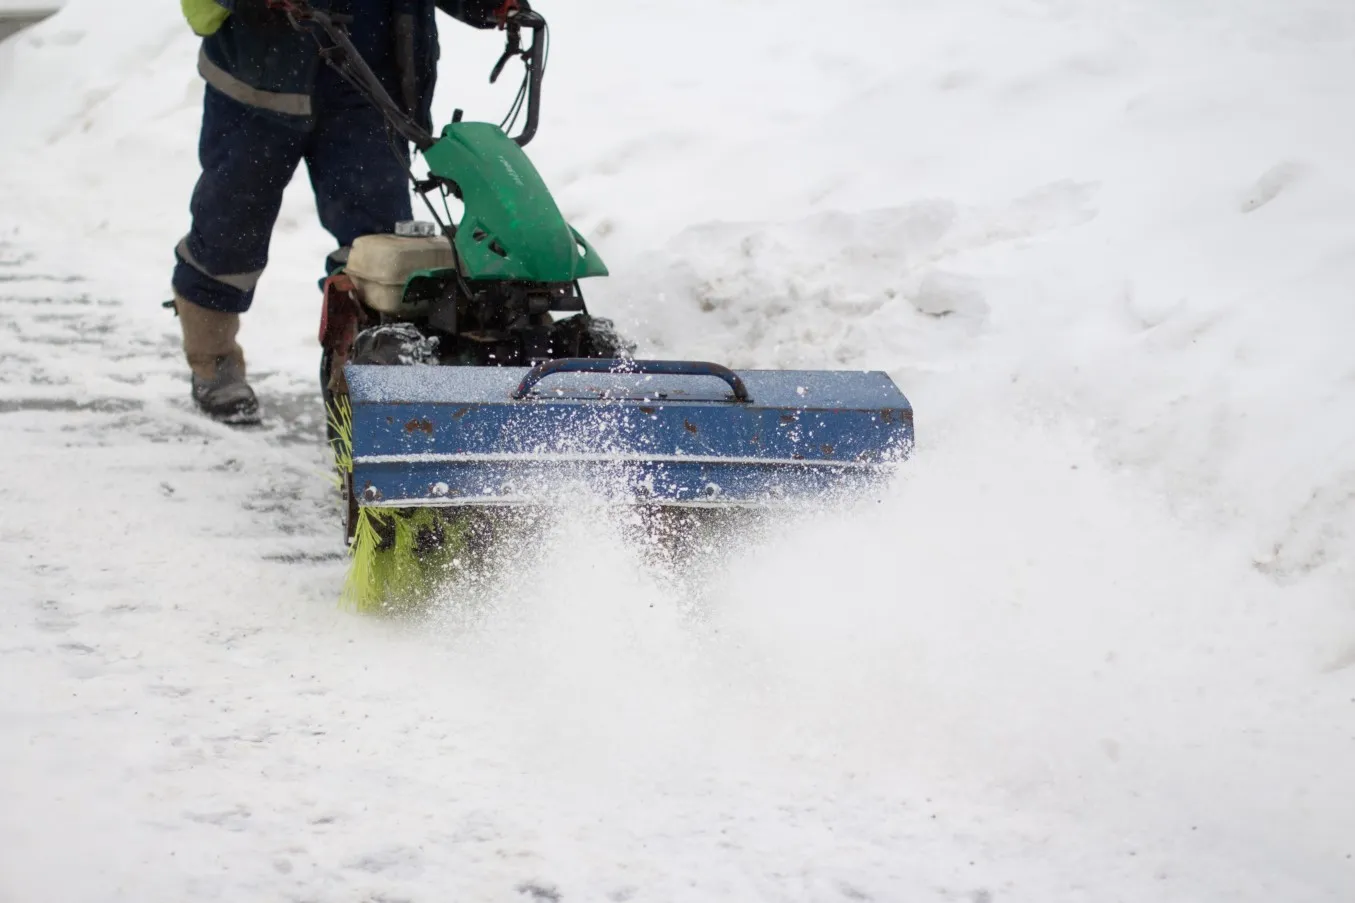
[509,9,546,28]
[266,0,548,148]
[495,10,547,146]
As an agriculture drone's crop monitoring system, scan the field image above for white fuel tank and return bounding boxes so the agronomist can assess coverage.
[345,232,456,316]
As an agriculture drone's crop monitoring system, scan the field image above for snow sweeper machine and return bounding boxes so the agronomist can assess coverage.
[267,1,914,608]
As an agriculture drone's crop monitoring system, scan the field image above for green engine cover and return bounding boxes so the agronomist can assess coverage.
[421,122,608,282]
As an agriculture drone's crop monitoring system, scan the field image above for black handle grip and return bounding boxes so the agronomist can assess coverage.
[508,13,546,147]
[513,358,752,402]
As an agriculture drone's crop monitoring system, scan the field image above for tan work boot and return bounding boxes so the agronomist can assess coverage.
[174,296,260,425]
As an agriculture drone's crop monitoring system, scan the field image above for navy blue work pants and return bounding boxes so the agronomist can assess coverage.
[173,80,412,313]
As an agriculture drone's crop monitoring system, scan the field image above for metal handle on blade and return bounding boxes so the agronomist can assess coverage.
[513,358,752,402]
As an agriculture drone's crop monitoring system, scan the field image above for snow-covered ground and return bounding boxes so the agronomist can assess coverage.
[2,1,1353,900]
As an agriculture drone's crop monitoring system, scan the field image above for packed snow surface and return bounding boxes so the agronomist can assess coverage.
[2,0,1354,900]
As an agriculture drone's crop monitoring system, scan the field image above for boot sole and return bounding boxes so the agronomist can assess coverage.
[195,400,262,426]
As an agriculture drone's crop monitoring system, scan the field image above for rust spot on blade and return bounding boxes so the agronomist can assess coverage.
[405,418,434,435]
[639,406,657,416]
[780,414,797,426]
[881,408,914,428]
[452,407,470,420]
[684,419,699,434]
[821,444,835,457]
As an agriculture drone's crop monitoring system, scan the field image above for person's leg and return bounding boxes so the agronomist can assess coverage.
[174,87,309,312]
[304,83,414,274]
[171,87,307,422]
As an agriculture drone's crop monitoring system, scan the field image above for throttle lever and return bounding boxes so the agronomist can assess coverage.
[489,25,522,84]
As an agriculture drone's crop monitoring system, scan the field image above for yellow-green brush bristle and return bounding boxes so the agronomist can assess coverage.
[329,393,382,613]
[329,394,472,615]
[326,395,354,481]
[341,506,472,615]
[341,506,387,613]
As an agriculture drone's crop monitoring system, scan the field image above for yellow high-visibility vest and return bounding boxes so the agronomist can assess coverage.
[181,0,231,37]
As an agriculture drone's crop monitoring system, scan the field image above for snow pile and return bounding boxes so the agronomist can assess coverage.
[1,0,1354,900]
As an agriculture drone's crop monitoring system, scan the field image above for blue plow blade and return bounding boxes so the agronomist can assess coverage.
[345,359,914,509]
